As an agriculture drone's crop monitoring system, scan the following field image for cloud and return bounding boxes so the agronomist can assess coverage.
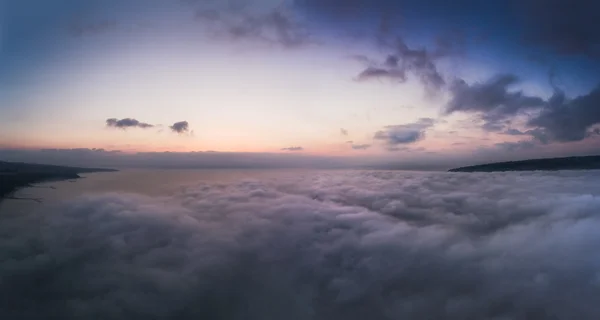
[346,54,375,64]
[445,74,600,143]
[3,170,600,318]
[527,85,600,142]
[351,144,371,150]
[281,146,304,151]
[502,128,550,144]
[193,5,312,48]
[356,66,407,83]
[169,121,190,134]
[494,140,538,152]
[444,74,545,131]
[340,128,348,136]
[503,128,526,136]
[348,12,467,94]
[354,37,447,93]
[106,118,154,129]
[374,118,435,147]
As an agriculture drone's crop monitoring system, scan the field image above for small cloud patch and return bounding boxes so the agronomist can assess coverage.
[281,146,304,151]
[106,118,154,129]
[170,121,190,134]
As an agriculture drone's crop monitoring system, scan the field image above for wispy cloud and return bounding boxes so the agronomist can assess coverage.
[350,143,370,150]
[193,5,312,48]
[281,146,304,151]
[353,28,463,94]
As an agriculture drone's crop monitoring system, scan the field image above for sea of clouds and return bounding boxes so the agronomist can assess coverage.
[2,170,600,319]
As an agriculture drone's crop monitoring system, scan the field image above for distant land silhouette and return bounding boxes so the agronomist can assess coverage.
[449,155,600,172]
[0,161,117,201]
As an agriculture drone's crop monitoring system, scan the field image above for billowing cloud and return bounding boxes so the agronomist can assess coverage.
[445,74,600,143]
[281,146,304,151]
[169,121,190,134]
[374,118,435,148]
[2,170,600,318]
[527,85,600,142]
[445,74,545,131]
[106,118,154,129]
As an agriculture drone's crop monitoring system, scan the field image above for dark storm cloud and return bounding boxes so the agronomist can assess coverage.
[374,118,435,147]
[502,128,550,144]
[169,121,190,134]
[194,6,312,48]
[445,74,544,124]
[106,118,154,129]
[446,73,600,143]
[3,170,600,318]
[281,146,304,151]
[527,85,600,142]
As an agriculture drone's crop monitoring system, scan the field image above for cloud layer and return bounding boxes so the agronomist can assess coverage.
[2,170,600,319]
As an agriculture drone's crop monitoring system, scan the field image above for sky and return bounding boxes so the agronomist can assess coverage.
[1,0,599,169]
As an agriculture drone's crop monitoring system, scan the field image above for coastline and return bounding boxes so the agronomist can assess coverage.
[0,161,117,202]
[448,155,600,172]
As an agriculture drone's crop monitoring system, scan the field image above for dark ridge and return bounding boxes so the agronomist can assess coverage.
[448,155,600,172]
[0,161,118,200]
